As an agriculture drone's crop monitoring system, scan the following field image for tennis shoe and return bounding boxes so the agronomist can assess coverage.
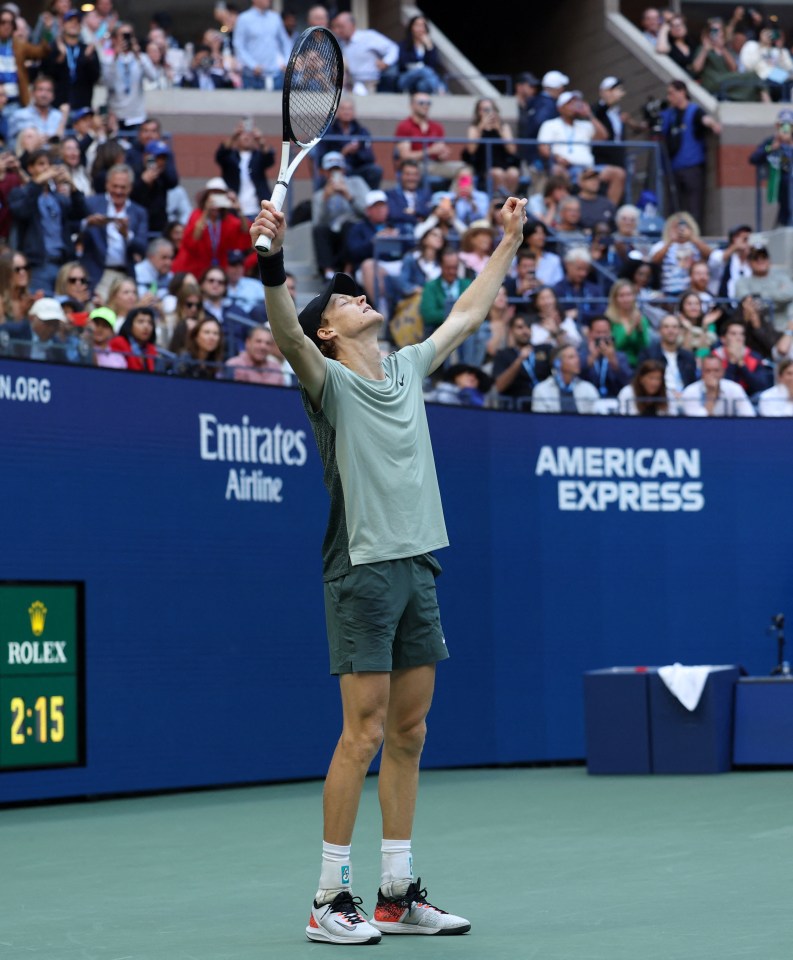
[305,890,382,945]
[371,878,471,935]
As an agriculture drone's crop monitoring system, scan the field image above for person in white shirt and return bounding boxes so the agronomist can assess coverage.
[537,91,625,204]
[758,357,793,416]
[331,10,399,95]
[707,224,753,299]
[102,24,159,131]
[679,353,756,417]
[531,343,599,413]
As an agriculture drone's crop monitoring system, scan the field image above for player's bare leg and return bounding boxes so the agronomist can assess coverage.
[307,672,390,945]
[372,664,471,936]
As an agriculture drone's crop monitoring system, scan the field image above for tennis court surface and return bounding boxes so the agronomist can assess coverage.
[2,766,790,960]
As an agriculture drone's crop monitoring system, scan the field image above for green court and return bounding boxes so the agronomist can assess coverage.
[2,767,790,959]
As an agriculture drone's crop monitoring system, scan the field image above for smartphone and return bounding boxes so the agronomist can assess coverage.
[242,116,253,133]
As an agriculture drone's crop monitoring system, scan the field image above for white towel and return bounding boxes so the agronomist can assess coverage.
[657,663,715,711]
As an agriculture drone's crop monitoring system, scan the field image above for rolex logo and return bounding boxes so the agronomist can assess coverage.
[28,601,47,637]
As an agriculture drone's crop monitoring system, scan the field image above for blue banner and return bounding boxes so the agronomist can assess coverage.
[1,359,790,801]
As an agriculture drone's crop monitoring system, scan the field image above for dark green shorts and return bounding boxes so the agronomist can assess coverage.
[323,553,449,675]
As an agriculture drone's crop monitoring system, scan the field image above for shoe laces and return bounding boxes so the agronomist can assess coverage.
[402,878,448,914]
[324,891,369,925]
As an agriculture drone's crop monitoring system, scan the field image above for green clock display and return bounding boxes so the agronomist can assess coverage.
[0,582,84,771]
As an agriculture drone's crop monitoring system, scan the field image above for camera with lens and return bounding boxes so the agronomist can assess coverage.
[643,97,667,135]
[594,336,613,348]
[199,55,213,70]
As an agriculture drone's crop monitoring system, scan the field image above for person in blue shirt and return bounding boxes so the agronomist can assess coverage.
[660,80,722,226]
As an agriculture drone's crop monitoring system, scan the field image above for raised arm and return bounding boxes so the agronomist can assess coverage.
[428,196,526,373]
[250,202,327,409]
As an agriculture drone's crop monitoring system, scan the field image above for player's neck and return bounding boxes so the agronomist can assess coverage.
[337,337,385,381]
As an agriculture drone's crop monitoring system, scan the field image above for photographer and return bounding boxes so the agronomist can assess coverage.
[181,43,234,90]
[660,81,721,226]
[750,110,793,227]
[102,23,159,133]
[8,147,88,295]
[580,316,633,398]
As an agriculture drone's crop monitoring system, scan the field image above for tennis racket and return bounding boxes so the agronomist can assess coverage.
[254,26,344,253]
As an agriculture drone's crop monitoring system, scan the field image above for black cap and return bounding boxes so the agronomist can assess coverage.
[516,72,539,87]
[298,273,361,347]
[227,249,246,265]
[728,223,752,241]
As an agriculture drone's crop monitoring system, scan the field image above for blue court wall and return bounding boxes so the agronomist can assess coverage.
[0,358,789,803]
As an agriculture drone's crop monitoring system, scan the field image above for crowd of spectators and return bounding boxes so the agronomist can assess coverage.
[1,2,793,416]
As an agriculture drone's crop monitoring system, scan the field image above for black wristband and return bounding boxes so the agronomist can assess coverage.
[258,249,286,287]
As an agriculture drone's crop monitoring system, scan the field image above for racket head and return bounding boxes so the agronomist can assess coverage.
[282,26,344,148]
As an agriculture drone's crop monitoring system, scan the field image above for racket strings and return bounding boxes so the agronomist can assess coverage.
[287,31,342,146]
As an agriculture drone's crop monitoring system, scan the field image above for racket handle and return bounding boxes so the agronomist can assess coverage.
[254,181,288,254]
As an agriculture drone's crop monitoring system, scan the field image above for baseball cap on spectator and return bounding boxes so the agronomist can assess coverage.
[777,108,793,124]
[365,189,388,207]
[30,298,66,323]
[89,307,118,332]
[63,9,82,21]
[144,139,170,156]
[205,176,229,192]
[541,70,569,89]
[557,90,583,108]
[600,76,623,91]
[71,106,94,121]
[579,168,600,181]
[227,250,246,265]
[321,151,346,170]
[297,273,362,347]
[728,223,752,241]
[516,72,539,87]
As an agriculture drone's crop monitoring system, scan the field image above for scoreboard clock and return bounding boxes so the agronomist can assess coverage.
[0,582,85,772]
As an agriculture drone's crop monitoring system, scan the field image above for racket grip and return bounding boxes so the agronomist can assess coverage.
[254,181,288,254]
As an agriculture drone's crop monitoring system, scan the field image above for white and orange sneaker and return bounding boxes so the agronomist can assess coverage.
[305,890,382,945]
[371,879,471,936]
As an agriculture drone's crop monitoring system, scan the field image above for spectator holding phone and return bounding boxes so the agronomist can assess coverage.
[750,109,793,226]
[8,146,88,295]
[580,315,633,397]
[102,23,159,133]
[215,120,276,219]
[181,43,234,89]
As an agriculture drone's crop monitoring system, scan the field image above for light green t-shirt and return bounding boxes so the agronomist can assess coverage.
[301,340,448,580]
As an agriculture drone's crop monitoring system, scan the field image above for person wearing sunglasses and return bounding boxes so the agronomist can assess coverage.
[166,283,204,353]
[54,261,93,305]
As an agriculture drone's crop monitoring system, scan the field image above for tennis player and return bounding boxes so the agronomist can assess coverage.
[251,195,527,945]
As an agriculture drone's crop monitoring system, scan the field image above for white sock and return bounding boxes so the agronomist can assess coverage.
[316,841,352,904]
[380,839,413,897]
